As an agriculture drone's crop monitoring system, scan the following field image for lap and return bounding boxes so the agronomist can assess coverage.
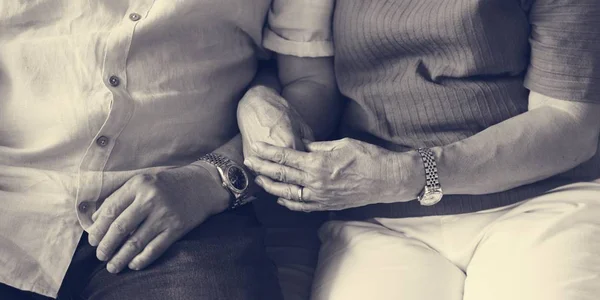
[464,182,600,300]
[61,204,283,300]
[312,182,600,300]
[311,220,465,300]
[253,191,326,300]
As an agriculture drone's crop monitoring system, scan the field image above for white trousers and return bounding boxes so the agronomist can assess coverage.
[311,182,600,300]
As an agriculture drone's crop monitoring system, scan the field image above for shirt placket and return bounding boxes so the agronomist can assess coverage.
[76,2,156,229]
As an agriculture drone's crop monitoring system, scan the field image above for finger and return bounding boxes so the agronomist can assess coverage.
[244,157,309,186]
[255,175,314,202]
[106,216,161,274]
[128,230,179,271]
[277,198,325,212]
[96,202,149,262]
[306,139,348,152]
[252,142,308,169]
[299,123,315,142]
[87,188,136,247]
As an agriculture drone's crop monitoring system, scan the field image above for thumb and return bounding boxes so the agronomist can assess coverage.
[306,139,347,152]
[299,124,315,142]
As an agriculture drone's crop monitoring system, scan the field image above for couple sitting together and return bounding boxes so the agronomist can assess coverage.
[1,0,599,299]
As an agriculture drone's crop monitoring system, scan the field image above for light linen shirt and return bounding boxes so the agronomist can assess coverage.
[0,1,333,297]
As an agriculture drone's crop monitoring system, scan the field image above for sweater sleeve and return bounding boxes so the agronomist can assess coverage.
[524,0,600,103]
[263,0,335,58]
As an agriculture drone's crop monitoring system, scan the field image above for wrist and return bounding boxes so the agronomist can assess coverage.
[386,150,426,203]
[188,162,231,214]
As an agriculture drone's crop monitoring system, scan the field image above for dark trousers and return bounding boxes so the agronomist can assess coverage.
[0,204,283,300]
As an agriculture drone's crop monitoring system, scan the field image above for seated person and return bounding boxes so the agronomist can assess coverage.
[240,0,600,299]
[0,1,336,299]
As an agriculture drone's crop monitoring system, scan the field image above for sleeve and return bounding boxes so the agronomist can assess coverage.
[263,0,335,58]
[523,0,600,103]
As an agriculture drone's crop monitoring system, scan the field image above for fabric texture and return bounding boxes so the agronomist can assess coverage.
[253,191,328,300]
[0,0,331,297]
[312,182,600,300]
[0,205,283,300]
[331,0,600,219]
[263,0,335,57]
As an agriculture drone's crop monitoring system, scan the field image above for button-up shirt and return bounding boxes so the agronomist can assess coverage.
[0,1,333,297]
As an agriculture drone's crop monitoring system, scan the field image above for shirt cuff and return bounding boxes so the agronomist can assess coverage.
[263,28,334,58]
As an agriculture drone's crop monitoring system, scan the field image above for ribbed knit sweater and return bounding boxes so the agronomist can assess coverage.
[332,0,600,219]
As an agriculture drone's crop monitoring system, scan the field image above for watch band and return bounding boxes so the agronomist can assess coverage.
[198,153,250,210]
[417,148,441,190]
[199,153,231,171]
[416,147,444,206]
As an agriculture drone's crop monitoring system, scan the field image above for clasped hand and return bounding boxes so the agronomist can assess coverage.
[237,86,407,212]
[244,138,406,212]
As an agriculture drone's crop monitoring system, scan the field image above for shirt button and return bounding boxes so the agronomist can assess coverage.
[78,201,91,213]
[96,136,110,147]
[129,13,142,22]
[108,76,120,87]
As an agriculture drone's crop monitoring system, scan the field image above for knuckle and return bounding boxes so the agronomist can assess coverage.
[276,167,286,181]
[275,151,287,164]
[101,206,119,219]
[284,186,294,200]
[110,221,129,235]
[142,173,156,183]
[135,173,157,186]
[126,238,144,252]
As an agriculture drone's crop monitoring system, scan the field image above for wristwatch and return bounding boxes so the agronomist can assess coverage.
[416,148,444,206]
[198,153,254,210]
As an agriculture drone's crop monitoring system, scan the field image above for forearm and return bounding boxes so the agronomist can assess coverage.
[251,59,282,94]
[395,102,600,200]
[279,59,340,140]
[276,54,341,140]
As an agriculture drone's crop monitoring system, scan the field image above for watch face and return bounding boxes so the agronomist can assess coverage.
[226,166,248,192]
[419,190,443,206]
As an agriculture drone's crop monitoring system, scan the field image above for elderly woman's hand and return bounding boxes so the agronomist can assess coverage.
[237,85,314,158]
[244,138,415,211]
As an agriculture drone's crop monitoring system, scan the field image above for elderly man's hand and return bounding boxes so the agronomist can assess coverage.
[244,138,417,212]
[237,85,314,158]
[85,163,230,274]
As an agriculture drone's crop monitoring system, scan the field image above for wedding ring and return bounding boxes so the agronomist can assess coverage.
[297,186,304,202]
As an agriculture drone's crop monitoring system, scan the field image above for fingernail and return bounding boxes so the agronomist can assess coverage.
[129,257,142,270]
[255,177,263,185]
[251,143,259,151]
[244,159,252,167]
[106,263,118,274]
[88,236,98,247]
